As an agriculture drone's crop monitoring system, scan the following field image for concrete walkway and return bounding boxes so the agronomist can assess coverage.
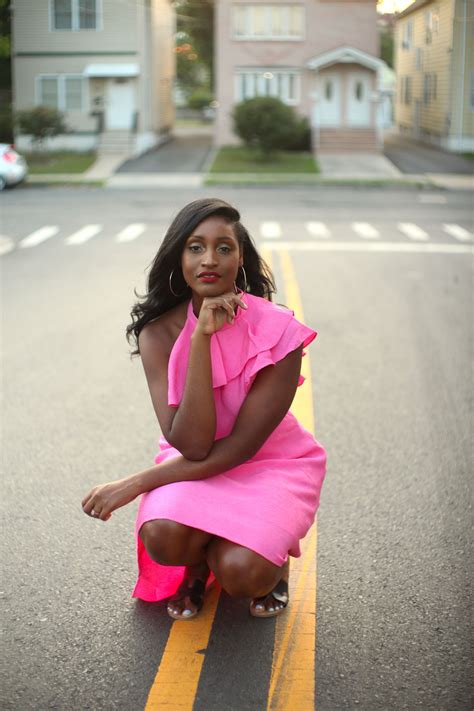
[317,152,401,179]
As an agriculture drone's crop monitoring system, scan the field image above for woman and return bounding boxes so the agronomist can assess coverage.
[81,198,326,620]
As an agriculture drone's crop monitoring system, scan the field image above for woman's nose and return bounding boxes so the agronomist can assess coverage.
[201,249,218,266]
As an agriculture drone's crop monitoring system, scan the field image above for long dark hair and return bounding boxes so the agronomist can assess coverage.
[126,198,275,356]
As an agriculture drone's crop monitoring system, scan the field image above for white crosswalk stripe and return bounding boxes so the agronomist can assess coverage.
[305,222,331,239]
[116,223,147,242]
[442,224,473,242]
[398,222,429,241]
[0,236,15,256]
[19,226,59,248]
[65,224,102,245]
[352,222,380,239]
[260,221,282,239]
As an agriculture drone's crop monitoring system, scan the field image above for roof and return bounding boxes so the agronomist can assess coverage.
[397,0,433,19]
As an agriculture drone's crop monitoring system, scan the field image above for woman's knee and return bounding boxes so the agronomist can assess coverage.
[139,519,204,565]
[207,540,280,598]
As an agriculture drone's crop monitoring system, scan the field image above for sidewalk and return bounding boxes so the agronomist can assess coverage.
[26,126,474,190]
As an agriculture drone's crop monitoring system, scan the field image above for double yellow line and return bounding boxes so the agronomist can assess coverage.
[145,249,319,710]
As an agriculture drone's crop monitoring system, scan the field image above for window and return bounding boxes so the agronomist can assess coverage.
[425,8,439,43]
[51,0,100,31]
[401,76,412,105]
[236,69,300,105]
[415,48,422,70]
[233,5,304,40]
[423,73,437,105]
[37,75,85,111]
[401,20,413,50]
[355,81,364,101]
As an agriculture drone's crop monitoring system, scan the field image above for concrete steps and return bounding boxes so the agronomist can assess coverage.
[317,128,379,153]
[98,131,133,153]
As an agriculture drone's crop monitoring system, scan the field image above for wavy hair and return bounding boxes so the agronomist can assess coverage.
[126,198,275,356]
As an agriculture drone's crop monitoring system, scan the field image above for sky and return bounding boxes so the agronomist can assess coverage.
[377,0,416,14]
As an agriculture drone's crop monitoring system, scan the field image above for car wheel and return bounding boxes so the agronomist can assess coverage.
[0,176,7,191]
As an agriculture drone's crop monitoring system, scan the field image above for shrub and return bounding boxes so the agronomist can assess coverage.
[15,106,68,150]
[232,97,310,157]
[187,87,213,111]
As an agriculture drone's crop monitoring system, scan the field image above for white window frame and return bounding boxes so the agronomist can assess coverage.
[35,74,87,112]
[49,0,103,32]
[401,19,413,50]
[235,68,301,105]
[232,5,305,41]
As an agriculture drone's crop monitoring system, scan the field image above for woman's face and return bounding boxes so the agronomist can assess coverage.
[181,216,242,298]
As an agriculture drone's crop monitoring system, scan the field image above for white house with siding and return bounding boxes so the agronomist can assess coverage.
[12,0,175,154]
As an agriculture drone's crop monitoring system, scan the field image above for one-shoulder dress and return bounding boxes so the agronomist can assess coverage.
[132,293,327,602]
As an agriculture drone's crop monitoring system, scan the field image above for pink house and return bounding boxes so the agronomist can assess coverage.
[214,1,386,152]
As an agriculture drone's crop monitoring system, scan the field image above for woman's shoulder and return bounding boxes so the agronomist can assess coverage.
[139,301,188,355]
[245,293,292,319]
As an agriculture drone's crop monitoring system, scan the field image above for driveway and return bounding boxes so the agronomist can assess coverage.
[383,130,473,175]
[117,126,213,174]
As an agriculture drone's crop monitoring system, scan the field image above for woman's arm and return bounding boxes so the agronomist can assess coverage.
[140,292,247,460]
[82,345,303,521]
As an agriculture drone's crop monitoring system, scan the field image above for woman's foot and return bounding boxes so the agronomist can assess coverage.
[167,561,211,620]
[249,559,290,618]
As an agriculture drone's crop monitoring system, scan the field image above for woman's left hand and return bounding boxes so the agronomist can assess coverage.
[81,477,139,522]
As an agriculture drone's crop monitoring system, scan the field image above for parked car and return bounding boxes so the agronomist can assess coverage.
[0,144,28,190]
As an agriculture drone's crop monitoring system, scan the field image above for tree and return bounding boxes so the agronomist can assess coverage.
[174,0,214,83]
[15,106,68,151]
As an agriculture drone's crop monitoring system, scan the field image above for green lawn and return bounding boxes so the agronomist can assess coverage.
[25,151,96,174]
[209,146,319,174]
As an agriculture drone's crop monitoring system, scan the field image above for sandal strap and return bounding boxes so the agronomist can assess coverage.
[171,577,207,610]
[253,578,289,605]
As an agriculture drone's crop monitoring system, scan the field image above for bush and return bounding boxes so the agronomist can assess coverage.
[232,97,309,157]
[285,116,312,151]
[15,106,68,150]
[187,87,213,111]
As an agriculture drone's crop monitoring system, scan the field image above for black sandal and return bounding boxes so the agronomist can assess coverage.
[249,578,289,618]
[167,577,209,620]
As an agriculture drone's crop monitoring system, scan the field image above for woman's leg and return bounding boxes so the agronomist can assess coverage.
[140,519,214,618]
[139,518,214,566]
[206,537,286,599]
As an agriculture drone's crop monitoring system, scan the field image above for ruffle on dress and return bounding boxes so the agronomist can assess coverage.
[168,293,317,406]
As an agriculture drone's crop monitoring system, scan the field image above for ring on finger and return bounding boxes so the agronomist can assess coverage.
[91,509,99,517]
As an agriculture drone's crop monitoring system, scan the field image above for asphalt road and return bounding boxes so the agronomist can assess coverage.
[1,185,472,710]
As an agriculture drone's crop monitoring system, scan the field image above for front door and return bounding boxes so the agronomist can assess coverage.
[318,72,342,127]
[347,72,371,127]
[106,79,135,130]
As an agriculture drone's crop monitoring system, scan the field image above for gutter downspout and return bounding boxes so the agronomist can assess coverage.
[458,0,467,149]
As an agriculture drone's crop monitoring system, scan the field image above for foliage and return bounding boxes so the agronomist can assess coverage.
[15,106,68,149]
[174,0,214,82]
[175,40,209,95]
[209,145,318,174]
[187,87,213,110]
[380,31,394,68]
[233,97,308,157]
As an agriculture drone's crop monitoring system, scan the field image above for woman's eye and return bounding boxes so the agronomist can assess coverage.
[188,244,203,252]
[218,246,231,254]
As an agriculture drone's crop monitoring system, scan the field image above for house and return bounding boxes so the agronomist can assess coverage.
[11,0,175,154]
[214,0,387,152]
[394,0,474,152]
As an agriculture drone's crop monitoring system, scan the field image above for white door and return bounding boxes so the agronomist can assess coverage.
[106,80,135,130]
[347,72,371,127]
[318,73,342,127]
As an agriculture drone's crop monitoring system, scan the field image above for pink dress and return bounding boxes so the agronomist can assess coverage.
[132,293,327,602]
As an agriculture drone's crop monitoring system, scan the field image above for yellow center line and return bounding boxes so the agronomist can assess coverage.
[144,583,221,710]
[267,249,319,711]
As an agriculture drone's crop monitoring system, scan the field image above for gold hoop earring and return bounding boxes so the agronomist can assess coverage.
[235,265,248,292]
[169,268,188,298]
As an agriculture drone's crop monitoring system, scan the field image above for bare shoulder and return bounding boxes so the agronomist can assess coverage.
[138,301,189,358]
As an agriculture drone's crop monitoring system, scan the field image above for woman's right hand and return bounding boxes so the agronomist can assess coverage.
[196,292,247,336]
